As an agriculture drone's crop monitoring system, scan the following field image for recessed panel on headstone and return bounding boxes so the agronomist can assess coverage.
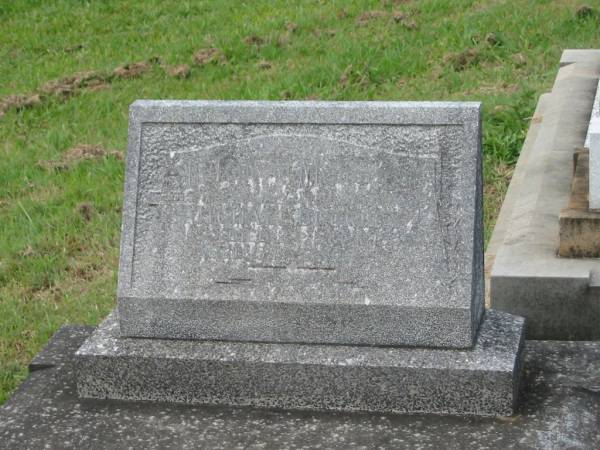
[118,100,483,348]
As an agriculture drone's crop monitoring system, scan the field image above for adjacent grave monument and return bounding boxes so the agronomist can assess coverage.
[586,80,600,209]
[491,50,600,339]
[75,100,524,416]
[558,79,600,258]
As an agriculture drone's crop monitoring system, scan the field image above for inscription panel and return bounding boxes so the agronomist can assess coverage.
[128,122,468,307]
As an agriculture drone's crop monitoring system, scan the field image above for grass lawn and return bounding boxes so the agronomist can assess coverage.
[1,0,599,404]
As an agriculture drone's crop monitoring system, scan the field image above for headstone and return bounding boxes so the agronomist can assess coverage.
[586,80,600,209]
[76,100,525,417]
[118,100,484,348]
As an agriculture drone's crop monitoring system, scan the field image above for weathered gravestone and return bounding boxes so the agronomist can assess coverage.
[76,100,525,416]
[118,101,484,348]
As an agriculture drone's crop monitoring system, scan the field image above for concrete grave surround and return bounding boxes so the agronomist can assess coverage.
[489,50,600,339]
[3,326,597,449]
[117,100,484,348]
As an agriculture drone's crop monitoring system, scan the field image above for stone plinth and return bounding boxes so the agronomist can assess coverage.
[76,310,524,417]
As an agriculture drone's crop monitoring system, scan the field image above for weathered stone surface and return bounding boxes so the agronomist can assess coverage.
[560,48,600,67]
[118,100,484,348]
[76,309,523,417]
[484,91,549,309]
[3,325,599,449]
[29,325,93,372]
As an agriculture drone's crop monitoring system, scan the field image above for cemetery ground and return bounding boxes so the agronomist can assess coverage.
[1,0,600,405]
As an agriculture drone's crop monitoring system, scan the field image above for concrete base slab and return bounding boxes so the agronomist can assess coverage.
[75,309,524,417]
[1,325,599,449]
[489,49,600,340]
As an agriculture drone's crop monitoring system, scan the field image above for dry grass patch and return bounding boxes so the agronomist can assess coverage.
[76,202,94,222]
[0,59,162,118]
[445,48,483,71]
[165,64,191,78]
[0,94,41,117]
[355,9,417,28]
[112,61,153,79]
[40,71,109,96]
[484,160,515,244]
[356,10,388,25]
[39,144,122,170]
[192,47,227,66]
[257,59,273,70]
[243,35,265,46]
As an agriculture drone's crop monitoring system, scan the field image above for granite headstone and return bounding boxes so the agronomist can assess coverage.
[117,100,484,348]
[75,100,524,416]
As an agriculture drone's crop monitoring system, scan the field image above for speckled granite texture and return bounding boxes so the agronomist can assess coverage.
[118,100,484,348]
[1,325,598,449]
[75,309,524,417]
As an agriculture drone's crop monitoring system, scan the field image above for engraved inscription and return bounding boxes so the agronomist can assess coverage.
[131,123,463,306]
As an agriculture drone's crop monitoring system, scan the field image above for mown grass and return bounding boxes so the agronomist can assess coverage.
[1,0,600,404]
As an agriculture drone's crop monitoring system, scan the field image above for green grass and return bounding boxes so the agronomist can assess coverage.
[1,0,599,404]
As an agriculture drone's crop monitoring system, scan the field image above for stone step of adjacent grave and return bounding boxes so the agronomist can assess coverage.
[558,148,600,257]
[75,309,524,417]
[585,79,600,208]
[118,100,484,348]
